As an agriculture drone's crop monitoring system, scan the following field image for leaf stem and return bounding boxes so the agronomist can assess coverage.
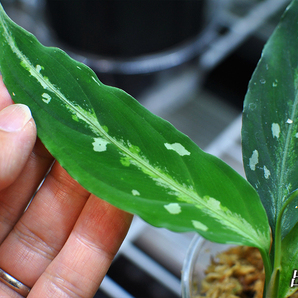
[265,268,280,298]
[269,190,298,296]
[274,190,298,268]
[260,248,272,289]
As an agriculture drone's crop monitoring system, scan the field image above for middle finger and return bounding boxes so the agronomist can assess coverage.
[0,139,54,242]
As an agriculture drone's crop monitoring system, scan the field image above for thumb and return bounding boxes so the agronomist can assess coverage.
[0,104,36,190]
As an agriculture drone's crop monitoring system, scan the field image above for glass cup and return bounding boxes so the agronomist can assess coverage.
[181,235,235,298]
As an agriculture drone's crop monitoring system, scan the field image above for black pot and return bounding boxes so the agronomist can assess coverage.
[45,0,206,59]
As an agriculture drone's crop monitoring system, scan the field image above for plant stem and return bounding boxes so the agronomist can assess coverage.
[260,248,273,289]
[265,268,280,298]
[274,190,298,269]
[268,190,298,297]
[274,210,282,274]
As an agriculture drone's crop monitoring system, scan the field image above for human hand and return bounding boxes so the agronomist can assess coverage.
[0,76,133,297]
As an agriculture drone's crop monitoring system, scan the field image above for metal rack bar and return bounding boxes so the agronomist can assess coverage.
[200,0,290,70]
[121,243,181,296]
[100,276,135,298]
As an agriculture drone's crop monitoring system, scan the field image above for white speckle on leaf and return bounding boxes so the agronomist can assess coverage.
[164,143,190,156]
[272,80,278,87]
[296,133,298,138]
[249,103,256,111]
[260,79,266,84]
[77,66,82,70]
[264,166,271,179]
[287,119,293,124]
[272,123,280,139]
[206,197,221,211]
[42,93,51,104]
[249,150,259,171]
[164,203,181,214]
[20,62,49,89]
[36,64,42,73]
[92,138,109,152]
[132,190,140,196]
[192,220,208,231]
[92,76,101,86]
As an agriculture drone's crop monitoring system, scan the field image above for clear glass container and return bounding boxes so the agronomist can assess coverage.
[181,235,235,298]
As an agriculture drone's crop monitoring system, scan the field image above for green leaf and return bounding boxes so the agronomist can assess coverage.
[278,222,298,298]
[242,0,298,239]
[0,4,270,251]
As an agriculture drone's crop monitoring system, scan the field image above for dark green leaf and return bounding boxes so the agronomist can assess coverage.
[0,4,270,251]
[242,0,298,239]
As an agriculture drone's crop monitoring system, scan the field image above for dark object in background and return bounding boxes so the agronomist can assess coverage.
[45,0,206,58]
[45,1,208,97]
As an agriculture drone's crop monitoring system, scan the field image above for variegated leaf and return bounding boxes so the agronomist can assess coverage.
[0,4,270,252]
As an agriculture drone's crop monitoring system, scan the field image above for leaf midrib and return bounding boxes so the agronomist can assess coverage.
[277,62,298,213]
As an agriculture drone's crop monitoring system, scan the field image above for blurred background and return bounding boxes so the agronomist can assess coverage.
[1,0,290,297]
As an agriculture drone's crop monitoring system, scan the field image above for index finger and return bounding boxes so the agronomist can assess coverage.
[0,75,13,109]
[0,77,54,242]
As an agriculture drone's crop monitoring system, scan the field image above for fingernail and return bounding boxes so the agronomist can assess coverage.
[0,104,32,132]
